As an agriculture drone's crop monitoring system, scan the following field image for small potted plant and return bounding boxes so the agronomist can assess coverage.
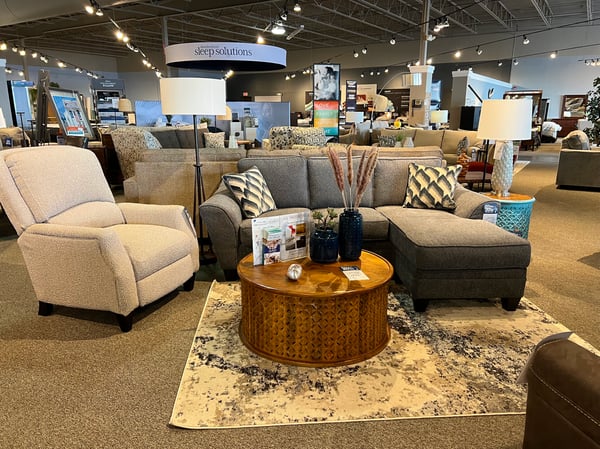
[310,208,339,264]
[395,131,405,147]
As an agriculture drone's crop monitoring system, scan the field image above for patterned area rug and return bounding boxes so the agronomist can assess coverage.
[170,281,568,429]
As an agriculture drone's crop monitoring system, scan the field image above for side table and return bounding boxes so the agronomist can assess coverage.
[484,192,536,238]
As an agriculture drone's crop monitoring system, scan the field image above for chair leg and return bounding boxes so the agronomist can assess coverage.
[183,274,196,291]
[116,312,134,332]
[501,297,521,311]
[413,298,429,312]
[38,301,53,316]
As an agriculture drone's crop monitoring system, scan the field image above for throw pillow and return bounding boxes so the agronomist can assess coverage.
[456,136,470,155]
[204,132,225,148]
[378,135,397,147]
[269,127,293,150]
[561,130,590,150]
[404,163,462,210]
[222,166,277,219]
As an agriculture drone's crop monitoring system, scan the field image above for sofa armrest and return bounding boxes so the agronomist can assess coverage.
[199,189,244,271]
[118,202,199,271]
[453,185,499,219]
[17,223,139,315]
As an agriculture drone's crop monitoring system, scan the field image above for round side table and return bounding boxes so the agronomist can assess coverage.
[484,192,536,238]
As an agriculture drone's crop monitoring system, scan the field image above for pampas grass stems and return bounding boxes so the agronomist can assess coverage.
[327,146,378,211]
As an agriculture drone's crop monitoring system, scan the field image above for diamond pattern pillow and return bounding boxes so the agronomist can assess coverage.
[456,135,470,155]
[222,166,277,218]
[404,163,462,210]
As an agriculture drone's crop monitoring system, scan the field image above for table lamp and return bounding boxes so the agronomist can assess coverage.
[430,109,448,130]
[160,77,226,257]
[477,99,533,196]
[118,97,134,125]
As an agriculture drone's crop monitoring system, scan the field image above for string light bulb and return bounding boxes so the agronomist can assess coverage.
[293,3,301,12]
[353,50,359,58]
[0,42,7,51]
[550,50,557,59]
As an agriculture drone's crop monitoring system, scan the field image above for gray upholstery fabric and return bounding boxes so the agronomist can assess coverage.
[556,149,600,188]
[238,156,310,209]
[307,157,373,209]
[150,127,181,148]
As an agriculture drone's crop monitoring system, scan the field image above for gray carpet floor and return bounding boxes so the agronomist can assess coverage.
[0,142,598,449]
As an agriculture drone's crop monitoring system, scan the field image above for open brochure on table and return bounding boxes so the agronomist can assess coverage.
[251,211,310,266]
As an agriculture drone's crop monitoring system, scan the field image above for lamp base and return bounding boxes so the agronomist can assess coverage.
[491,140,514,197]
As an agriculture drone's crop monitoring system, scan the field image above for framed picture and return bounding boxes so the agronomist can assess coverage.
[46,87,95,138]
[561,94,587,118]
[503,90,543,124]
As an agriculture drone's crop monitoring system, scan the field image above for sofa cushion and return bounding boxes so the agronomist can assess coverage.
[354,121,372,146]
[307,157,373,209]
[372,156,443,207]
[111,128,162,179]
[177,126,206,148]
[413,129,444,147]
[223,166,277,219]
[384,207,531,271]
[150,128,180,148]
[204,132,225,148]
[238,157,310,209]
[404,163,462,210]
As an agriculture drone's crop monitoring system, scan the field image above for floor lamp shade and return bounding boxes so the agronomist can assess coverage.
[477,99,533,197]
[159,77,226,116]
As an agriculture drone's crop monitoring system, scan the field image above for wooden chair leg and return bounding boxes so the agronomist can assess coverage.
[38,301,53,316]
[183,274,196,291]
[116,312,134,332]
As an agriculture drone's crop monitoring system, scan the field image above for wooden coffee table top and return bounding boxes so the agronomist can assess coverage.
[237,250,393,297]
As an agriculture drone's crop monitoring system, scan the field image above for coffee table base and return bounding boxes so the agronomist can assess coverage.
[239,279,390,367]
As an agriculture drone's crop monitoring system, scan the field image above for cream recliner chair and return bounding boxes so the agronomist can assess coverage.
[0,146,199,332]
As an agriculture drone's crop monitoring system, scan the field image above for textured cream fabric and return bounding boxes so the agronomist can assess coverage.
[48,201,124,227]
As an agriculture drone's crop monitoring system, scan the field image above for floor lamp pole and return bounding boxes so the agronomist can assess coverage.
[191,114,214,263]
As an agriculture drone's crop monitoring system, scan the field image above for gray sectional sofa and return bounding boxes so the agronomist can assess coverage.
[200,155,531,312]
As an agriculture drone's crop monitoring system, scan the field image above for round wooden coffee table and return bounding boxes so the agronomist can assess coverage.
[237,250,393,367]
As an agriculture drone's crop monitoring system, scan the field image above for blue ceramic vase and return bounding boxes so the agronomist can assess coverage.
[310,228,339,264]
[338,208,363,261]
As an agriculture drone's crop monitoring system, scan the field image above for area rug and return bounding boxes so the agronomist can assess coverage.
[170,281,569,429]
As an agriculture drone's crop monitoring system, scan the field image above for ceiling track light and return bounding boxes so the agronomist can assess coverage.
[476,46,483,55]
[293,3,301,13]
[271,20,285,35]
[522,35,530,45]
[497,60,503,66]
[426,34,436,42]
[360,72,365,78]
[11,45,18,53]
[257,35,265,44]
[0,41,7,51]
[362,46,367,54]
[454,50,462,58]
[286,25,304,41]
[85,0,103,16]
[389,37,396,45]
[18,48,26,56]
[279,10,288,21]
[353,50,359,58]
[513,58,519,65]
[550,50,558,59]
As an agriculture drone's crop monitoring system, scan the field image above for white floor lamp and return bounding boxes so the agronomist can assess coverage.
[477,99,533,197]
[160,77,226,259]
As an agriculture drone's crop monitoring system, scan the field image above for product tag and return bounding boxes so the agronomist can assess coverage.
[340,266,369,280]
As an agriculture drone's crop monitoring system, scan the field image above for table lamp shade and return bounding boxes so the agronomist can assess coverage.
[477,99,533,141]
[118,98,133,113]
[430,109,448,124]
[160,77,226,116]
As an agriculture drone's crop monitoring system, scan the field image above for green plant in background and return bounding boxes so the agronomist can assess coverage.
[200,117,212,126]
[585,76,600,145]
[395,131,405,144]
[312,208,338,230]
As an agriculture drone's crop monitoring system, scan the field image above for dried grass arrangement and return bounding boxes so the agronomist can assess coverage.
[327,145,379,210]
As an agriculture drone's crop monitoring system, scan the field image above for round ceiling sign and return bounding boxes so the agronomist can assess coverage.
[164,42,287,71]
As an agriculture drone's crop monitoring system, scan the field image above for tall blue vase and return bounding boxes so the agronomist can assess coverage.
[338,208,363,261]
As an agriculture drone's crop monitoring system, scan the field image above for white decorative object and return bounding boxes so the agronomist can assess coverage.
[286,264,302,280]
[477,99,533,197]
[403,136,414,148]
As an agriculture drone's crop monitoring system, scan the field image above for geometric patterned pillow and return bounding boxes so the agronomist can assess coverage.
[403,163,462,210]
[222,166,277,218]
[378,134,397,147]
[292,128,327,146]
